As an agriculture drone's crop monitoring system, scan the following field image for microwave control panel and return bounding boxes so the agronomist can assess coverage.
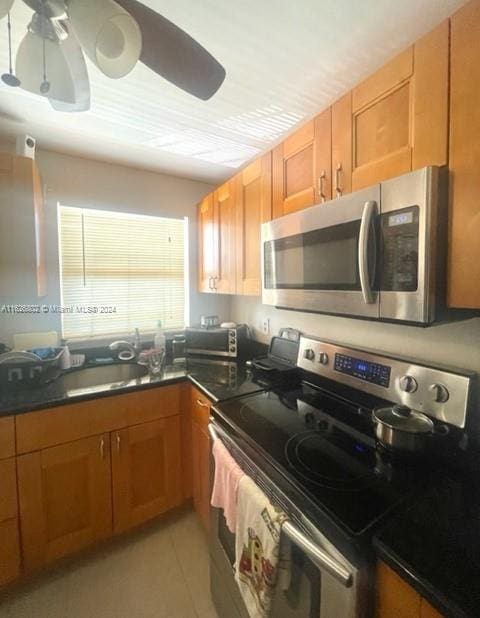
[380,205,419,292]
[334,353,391,388]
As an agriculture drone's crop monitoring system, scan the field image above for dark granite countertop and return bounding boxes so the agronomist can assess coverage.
[0,357,266,417]
[374,466,480,618]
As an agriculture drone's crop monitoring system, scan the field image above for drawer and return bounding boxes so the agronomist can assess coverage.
[0,458,17,522]
[125,384,181,426]
[16,394,130,454]
[191,387,211,427]
[0,417,15,459]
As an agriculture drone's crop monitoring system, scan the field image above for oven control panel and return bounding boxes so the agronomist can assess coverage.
[334,354,391,388]
[297,336,473,429]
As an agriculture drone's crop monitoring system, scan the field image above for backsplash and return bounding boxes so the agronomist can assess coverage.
[230,296,480,433]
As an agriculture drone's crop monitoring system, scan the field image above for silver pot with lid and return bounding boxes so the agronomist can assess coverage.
[372,404,448,453]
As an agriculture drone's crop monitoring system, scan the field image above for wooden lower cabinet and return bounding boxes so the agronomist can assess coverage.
[190,388,211,531]
[111,416,182,533]
[0,519,21,586]
[376,561,443,618]
[17,434,113,572]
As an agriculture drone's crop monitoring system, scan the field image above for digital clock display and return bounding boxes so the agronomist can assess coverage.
[334,354,391,387]
[388,211,414,227]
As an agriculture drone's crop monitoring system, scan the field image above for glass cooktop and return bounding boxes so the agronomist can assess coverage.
[214,383,426,535]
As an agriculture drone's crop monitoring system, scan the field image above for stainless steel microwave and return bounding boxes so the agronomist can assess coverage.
[262,167,447,324]
[185,324,248,358]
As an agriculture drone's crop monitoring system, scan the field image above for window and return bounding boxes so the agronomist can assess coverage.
[59,206,187,339]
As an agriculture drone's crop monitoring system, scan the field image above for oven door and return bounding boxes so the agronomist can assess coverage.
[262,186,380,318]
[208,422,361,618]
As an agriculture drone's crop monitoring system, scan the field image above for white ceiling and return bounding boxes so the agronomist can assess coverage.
[0,0,467,183]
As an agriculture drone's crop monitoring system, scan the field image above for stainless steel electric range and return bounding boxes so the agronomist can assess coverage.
[208,335,474,618]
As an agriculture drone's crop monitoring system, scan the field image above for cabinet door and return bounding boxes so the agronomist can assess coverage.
[351,21,448,191]
[420,599,443,618]
[235,153,272,296]
[448,0,480,308]
[32,163,46,297]
[17,434,112,572]
[111,416,182,533]
[213,180,236,294]
[192,420,211,531]
[273,114,331,218]
[0,416,15,460]
[0,458,17,523]
[198,193,216,293]
[376,561,421,618]
[0,519,21,586]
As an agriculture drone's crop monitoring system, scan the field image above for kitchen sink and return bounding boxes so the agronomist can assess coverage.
[62,363,149,390]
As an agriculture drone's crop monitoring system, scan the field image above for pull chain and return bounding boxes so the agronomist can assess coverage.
[1,13,20,87]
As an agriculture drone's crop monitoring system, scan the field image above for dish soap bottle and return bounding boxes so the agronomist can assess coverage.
[154,320,166,353]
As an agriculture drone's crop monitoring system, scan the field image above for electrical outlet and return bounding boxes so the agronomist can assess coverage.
[261,318,270,335]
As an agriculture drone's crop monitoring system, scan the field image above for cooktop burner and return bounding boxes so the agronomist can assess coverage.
[214,382,427,535]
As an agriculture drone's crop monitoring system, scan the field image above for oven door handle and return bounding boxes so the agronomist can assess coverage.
[208,422,353,589]
[282,520,353,588]
[358,200,377,304]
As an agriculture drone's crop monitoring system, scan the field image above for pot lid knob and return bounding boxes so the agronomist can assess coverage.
[392,404,412,418]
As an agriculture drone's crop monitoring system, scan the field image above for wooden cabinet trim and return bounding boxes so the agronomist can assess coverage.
[0,458,18,523]
[332,92,353,197]
[0,416,15,459]
[0,518,21,586]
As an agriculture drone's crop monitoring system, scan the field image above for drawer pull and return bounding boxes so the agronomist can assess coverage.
[196,399,209,408]
[116,433,121,452]
[100,436,105,459]
[335,163,342,198]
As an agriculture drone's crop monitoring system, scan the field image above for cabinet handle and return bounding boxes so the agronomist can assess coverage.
[317,170,327,203]
[213,276,218,291]
[196,399,209,408]
[116,433,121,452]
[100,436,105,459]
[208,277,213,290]
[335,163,342,198]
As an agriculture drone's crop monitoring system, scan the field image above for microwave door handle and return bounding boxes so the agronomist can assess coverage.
[358,200,377,304]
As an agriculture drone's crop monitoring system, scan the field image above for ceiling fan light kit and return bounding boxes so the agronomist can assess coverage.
[68,0,142,79]
[16,30,76,102]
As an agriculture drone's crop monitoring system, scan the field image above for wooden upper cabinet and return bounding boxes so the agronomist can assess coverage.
[0,154,46,298]
[351,21,449,191]
[235,153,272,296]
[198,193,216,293]
[17,434,112,572]
[448,0,480,308]
[332,94,352,198]
[111,416,182,533]
[273,109,332,218]
[214,180,236,294]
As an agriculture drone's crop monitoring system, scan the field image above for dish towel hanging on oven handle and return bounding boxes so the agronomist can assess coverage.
[234,475,291,618]
[211,437,245,533]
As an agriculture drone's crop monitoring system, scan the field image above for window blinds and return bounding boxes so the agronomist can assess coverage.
[59,206,186,339]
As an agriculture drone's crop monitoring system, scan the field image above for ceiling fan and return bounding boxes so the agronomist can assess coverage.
[0,0,226,112]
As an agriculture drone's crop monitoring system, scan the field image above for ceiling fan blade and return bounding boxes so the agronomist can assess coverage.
[115,0,226,100]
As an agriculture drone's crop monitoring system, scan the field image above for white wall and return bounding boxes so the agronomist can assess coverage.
[0,141,231,346]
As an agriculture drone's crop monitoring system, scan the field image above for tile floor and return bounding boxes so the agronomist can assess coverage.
[0,508,218,618]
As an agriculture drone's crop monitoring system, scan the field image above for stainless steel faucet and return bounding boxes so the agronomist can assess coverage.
[109,328,142,361]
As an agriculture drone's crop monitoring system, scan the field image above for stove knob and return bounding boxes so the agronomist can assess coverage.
[303,348,315,361]
[318,352,329,365]
[399,375,418,393]
[429,383,450,403]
